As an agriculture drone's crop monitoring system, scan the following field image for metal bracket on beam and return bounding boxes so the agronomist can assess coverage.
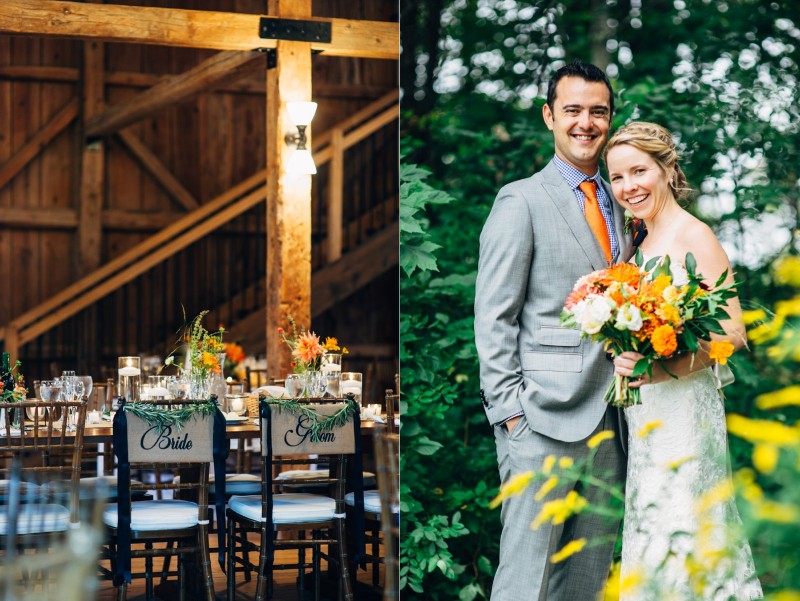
[258,17,332,43]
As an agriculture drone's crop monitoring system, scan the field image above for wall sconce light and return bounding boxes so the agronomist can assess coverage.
[285,101,318,175]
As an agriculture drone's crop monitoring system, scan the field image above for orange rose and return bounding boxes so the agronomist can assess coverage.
[651,324,678,357]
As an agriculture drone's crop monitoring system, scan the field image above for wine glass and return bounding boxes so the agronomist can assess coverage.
[77,375,93,401]
[285,374,304,398]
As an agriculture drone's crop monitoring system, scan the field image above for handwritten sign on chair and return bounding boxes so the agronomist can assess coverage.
[126,414,214,463]
[265,403,355,456]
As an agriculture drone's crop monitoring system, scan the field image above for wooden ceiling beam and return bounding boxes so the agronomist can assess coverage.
[116,130,199,211]
[85,50,263,138]
[0,1,399,59]
[0,98,78,190]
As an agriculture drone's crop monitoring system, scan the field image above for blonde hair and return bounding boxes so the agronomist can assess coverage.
[604,121,691,201]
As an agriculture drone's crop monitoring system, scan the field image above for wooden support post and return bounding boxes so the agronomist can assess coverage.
[78,37,105,275]
[265,0,313,380]
[327,128,343,263]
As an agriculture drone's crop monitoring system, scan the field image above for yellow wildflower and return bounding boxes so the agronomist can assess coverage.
[696,480,734,514]
[587,430,615,449]
[726,414,800,446]
[741,308,767,325]
[323,336,341,352]
[434,487,444,495]
[558,457,574,469]
[776,297,800,317]
[741,483,764,504]
[708,340,734,365]
[748,316,785,344]
[770,590,800,601]
[489,471,534,508]
[666,455,696,471]
[532,491,588,529]
[541,454,557,474]
[649,273,672,296]
[752,444,780,474]
[550,538,587,563]
[753,500,799,524]
[756,385,800,409]
[201,351,218,368]
[773,255,800,286]
[534,476,559,501]
[637,420,663,438]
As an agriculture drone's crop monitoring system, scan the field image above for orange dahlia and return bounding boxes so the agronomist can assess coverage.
[600,263,641,288]
[292,331,325,364]
[651,324,678,357]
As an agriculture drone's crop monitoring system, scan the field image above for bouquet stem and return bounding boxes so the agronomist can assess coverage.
[604,374,641,408]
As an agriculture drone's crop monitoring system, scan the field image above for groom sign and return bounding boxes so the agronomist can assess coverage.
[474,60,631,601]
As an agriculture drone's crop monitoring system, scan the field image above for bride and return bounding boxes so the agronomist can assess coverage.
[604,122,762,600]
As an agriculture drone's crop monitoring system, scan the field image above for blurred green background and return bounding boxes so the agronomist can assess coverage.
[399,1,800,599]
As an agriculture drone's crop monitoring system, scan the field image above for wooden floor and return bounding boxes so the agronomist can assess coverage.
[95,545,384,600]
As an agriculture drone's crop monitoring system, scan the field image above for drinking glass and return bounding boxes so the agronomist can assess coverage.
[168,375,189,400]
[39,380,55,402]
[340,372,363,407]
[305,371,326,398]
[148,375,171,400]
[324,373,341,397]
[77,375,93,401]
[285,374,304,398]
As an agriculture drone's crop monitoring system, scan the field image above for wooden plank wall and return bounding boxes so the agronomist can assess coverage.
[0,0,398,383]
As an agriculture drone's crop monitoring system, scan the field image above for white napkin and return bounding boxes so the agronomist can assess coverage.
[255,386,290,399]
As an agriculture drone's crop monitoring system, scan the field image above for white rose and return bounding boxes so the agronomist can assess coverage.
[615,303,643,331]
[574,295,616,335]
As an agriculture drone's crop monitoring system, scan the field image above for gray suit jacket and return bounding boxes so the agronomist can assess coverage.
[475,160,631,442]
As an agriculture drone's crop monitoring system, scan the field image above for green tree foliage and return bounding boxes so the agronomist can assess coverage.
[401,1,800,598]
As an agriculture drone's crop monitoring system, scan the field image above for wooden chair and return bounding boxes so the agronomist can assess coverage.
[226,397,365,601]
[101,400,226,601]
[0,399,89,592]
[373,429,399,601]
[384,389,400,435]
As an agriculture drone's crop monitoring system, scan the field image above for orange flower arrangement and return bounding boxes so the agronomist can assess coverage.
[561,252,739,407]
[278,317,347,373]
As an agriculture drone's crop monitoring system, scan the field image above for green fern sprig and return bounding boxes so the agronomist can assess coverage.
[123,400,217,432]
[262,396,358,442]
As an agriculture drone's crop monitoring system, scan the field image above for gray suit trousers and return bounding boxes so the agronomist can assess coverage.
[491,407,626,601]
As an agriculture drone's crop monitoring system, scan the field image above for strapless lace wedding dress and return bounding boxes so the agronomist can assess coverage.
[620,257,762,601]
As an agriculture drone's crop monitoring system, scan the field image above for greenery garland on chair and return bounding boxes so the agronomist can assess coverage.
[262,395,358,442]
[122,400,218,432]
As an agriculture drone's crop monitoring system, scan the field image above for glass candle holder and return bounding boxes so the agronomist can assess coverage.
[148,375,171,400]
[118,356,142,403]
[340,372,363,408]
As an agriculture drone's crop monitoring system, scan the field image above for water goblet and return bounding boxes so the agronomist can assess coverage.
[285,374,304,398]
[77,375,93,401]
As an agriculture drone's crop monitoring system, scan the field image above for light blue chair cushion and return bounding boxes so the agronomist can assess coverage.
[0,503,70,535]
[173,473,261,496]
[229,493,336,524]
[103,500,199,531]
[345,490,382,513]
[276,469,376,488]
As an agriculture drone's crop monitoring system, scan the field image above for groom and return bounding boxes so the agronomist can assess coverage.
[475,60,631,601]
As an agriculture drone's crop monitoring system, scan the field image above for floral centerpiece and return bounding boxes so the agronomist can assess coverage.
[560,251,737,407]
[278,316,348,373]
[165,310,226,399]
[223,342,247,381]
[0,358,26,403]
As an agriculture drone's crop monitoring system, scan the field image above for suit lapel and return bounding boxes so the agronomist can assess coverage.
[540,161,608,271]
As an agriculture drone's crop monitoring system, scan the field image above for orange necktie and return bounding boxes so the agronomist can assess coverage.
[578,180,612,264]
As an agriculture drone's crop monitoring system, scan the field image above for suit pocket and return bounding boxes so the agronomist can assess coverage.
[521,351,583,373]
[535,326,581,347]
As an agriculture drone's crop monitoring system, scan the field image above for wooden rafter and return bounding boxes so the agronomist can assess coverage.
[0,1,399,59]
[0,98,78,189]
[116,130,199,211]
[0,65,392,99]
[85,50,264,138]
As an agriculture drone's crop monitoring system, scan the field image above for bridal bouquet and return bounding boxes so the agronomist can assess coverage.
[560,251,738,407]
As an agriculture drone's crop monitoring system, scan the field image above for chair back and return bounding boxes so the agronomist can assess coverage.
[373,430,399,601]
[125,412,215,464]
[384,390,400,434]
[262,401,356,456]
[0,400,87,524]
